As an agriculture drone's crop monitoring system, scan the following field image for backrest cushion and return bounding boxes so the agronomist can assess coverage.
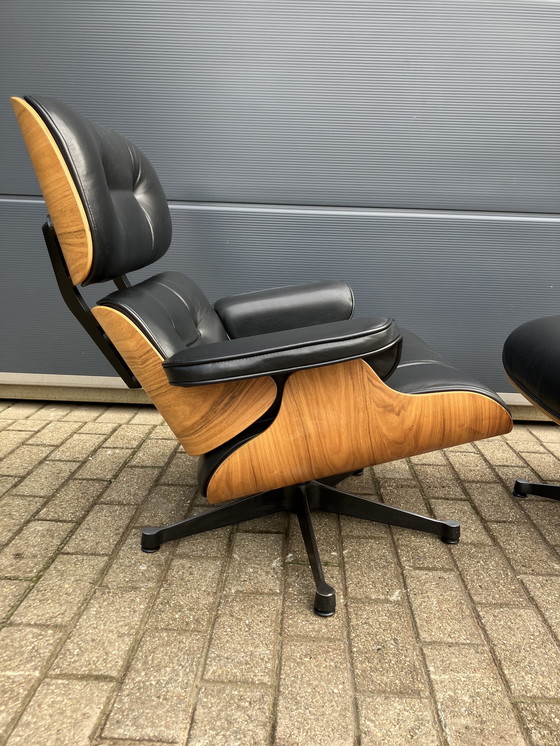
[24,95,171,285]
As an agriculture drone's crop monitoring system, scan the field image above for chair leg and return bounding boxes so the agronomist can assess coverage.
[293,486,336,617]
[141,487,287,551]
[513,479,560,501]
[307,481,461,544]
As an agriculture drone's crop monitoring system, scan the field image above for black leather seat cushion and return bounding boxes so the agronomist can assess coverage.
[387,330,506,406]
[503,315,560,418]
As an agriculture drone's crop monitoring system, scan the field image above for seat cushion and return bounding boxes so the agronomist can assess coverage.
[503,315,560,419]
[387,330,506,406]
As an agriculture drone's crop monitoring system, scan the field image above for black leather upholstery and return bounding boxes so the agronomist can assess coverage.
[26,96,171,285]
[99,272,228,359]
[163,317,401,385]
[214,280,354,337]
[503,315,560,418]
[389,330,506,406]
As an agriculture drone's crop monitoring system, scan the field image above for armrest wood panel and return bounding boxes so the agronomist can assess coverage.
[92,306,277,455]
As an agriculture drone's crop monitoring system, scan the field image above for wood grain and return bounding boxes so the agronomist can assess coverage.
[92,306,277,455]
[207,358,513,502]
[11,96,93,286]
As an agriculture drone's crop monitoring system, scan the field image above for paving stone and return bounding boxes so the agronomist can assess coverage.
[0,429,33,458]
[516,701,560,746]
[76,447,133,480]
[0,476,19,497]
[5,419,46,432]
[63,504,136,554]
[358,694,440,745]
[188,684,273,746]
[49,433,107,461]
[238,510,287,533]
[151,422,175,439]
[393,527,454,570]
[0,579,29,621]
[13,459,80,496]
[0,674,37,742]
[453,544,528,606]
[129,407,164,425]
[62,404,107,421]
[204,594,281,684]
[38,479,106,521]
[528,423,560,442]
[373,459,413,480]
[0,445,52,476]
[102,530,171,589]
[413,463,462,493]
[134,484,192,527]
[147,556,223,631]
[26,403,72,421]
[225,533,284,594]
[0,626,62,674]
[404,569,482,643]
[410,450,447,465]
[337,467,379,494]
[102,630,205,743]
[52,588,152,677]
[173,506,232,557]
[425,644,526,745]
[519,451,560,482]
[343,536,402,601]
[159,451,198,485]
[11,554,106,626]
[378,482,429,513]
[446,451,497,482]
[283,563,347,639]
[490,522,560,574]
[431,499,491,544]
[101,466,159,504]
[520,574,560,637]
[475,438,525,466]
[129,438,176,467]
[96,406,136,423]
[0,495,45,543]
[275,638,354,746]
[78,421,118,435]
[348,601,426,694]
[445,441,478,452]
[464,482,526,522]
[478,606,560,698]
[102,423,151,448]
[6,678,113,746]
[27,420,81,446]
[0,402,45,419]
[288,511,341,564]
[503,424,540,443]
[521,500,560,547]
[0,520,73,578]
[494,464,540,491]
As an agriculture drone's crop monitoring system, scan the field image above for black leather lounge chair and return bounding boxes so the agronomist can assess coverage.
[12,95,513,615]
[503,318,560,501]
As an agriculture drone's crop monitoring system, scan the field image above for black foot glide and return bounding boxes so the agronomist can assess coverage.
[513,478,560,501]
[141,480,461,615]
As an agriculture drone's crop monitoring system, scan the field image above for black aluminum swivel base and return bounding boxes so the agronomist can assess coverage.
[513,478,560,501]
[141,481,460,616]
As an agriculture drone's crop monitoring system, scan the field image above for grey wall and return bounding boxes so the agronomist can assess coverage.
[2,0,560,390]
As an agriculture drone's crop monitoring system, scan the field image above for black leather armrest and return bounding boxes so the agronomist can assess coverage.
[214,280,354,338]
[163,317,401,386]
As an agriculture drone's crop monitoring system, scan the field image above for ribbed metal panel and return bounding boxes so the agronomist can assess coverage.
[3,198,560,390]
[2,0,560,211]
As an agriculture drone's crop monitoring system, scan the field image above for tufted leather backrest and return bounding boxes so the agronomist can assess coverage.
[16,96,171,286]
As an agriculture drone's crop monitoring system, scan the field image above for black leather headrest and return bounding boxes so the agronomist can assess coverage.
[26,95,172,285]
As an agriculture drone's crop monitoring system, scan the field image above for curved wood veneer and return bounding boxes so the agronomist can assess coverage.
[92,306,277,455]
[11,96,93,286]
[207,358,513,503]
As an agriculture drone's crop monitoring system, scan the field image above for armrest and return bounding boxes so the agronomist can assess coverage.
[163,317,401,386]
[214,280,354,338]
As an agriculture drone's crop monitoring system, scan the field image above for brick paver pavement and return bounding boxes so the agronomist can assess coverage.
[1,399,560,745]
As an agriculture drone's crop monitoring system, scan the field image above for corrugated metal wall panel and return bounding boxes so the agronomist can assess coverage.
[2,1,559,391]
